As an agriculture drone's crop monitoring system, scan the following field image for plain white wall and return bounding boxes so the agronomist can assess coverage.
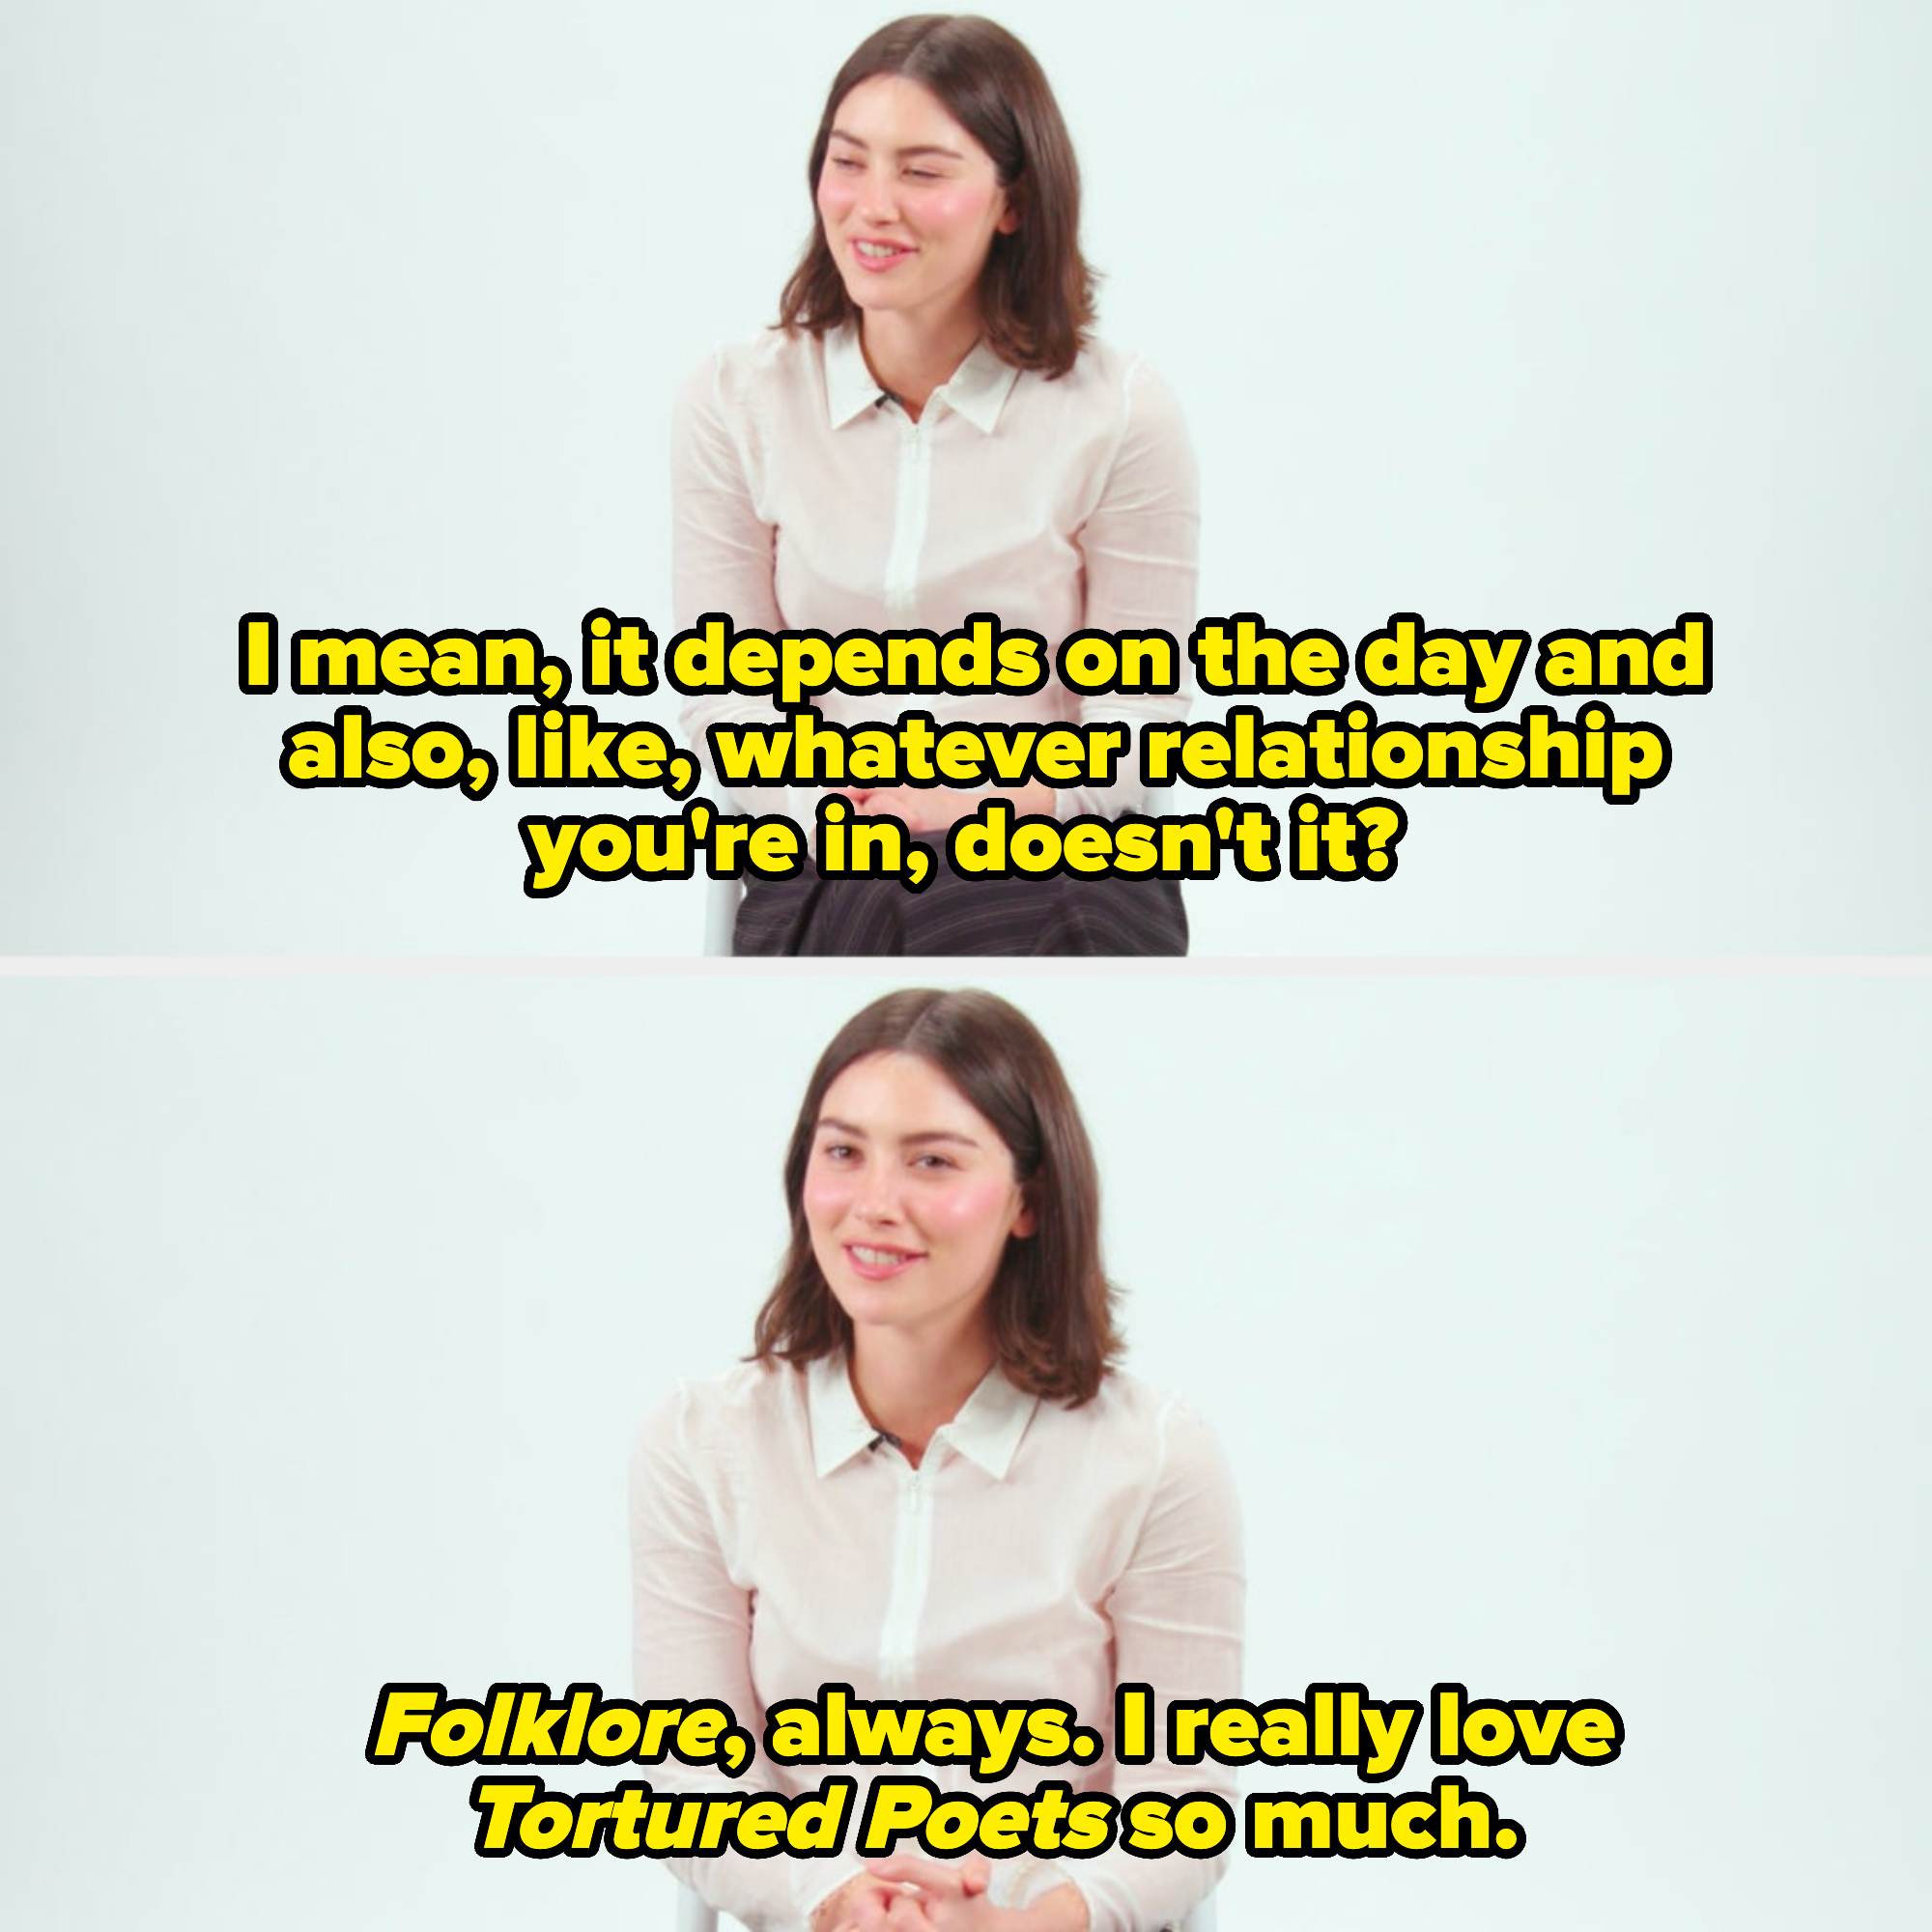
[2,2,1927,1925]
[2,966,1925,1926]
[2,0,1928,954]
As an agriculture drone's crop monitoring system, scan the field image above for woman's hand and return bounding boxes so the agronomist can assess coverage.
[810,1870,934,1932]
[810,1857,994,1931]
[854,1859,1090,1932]
[849,783,1057,832]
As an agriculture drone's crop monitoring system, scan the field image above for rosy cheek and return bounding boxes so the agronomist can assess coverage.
[802,1175,849,1229]
[926,1179,1019,1236]
[922,186,987,231]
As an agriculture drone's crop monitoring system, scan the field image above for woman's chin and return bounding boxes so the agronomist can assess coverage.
[839,278,899,316]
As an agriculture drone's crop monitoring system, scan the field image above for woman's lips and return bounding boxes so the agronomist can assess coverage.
[844,1241,923,1280]
[852,239,914,272]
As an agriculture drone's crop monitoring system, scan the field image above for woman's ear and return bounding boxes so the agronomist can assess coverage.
[1011,1189,1037,1239]
[996,181,1023,235]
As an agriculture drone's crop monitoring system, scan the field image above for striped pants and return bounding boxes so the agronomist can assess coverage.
[733,842,1188,957]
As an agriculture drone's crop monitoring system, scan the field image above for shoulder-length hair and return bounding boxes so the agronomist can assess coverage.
[751,987,1121,1404]
[778,14,1096,379]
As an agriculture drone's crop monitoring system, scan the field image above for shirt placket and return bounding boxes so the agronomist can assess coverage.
[877,1453,936,1693]
[881,407,936,626]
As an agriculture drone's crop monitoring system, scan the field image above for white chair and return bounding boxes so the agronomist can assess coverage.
[674,1887,1216,1929]
[701,870,740,956]
[691,764,743,955]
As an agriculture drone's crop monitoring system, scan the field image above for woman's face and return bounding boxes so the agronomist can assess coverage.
[804,1050,1035,1356]
[815,74,1019,342]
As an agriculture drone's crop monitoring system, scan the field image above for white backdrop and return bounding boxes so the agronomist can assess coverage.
[3,0,1929,955]
[4,2,1928,1926]
[2,966,1925,1927]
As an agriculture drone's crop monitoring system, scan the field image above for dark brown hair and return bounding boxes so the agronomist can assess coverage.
[751,988,1121,1404]
[777,14,1096,379]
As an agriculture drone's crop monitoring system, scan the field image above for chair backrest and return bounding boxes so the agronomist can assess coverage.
[701,872,740,955]
[692,765,743,955]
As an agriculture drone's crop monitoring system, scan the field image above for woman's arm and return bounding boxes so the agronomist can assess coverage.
[672,351,837,826]
[633,1386,872,1931]
[1055,1400,1244,1932]
[1057,357,1201,823]
[671,349,785,639]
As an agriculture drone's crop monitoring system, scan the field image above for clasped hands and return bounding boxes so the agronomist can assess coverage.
[835,783,1058,834]
[809,1855,1089,1932]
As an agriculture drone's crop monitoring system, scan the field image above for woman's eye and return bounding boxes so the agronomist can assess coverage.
[830,156,862,173]
[905,169,941,183]
[914,1152,955,1172]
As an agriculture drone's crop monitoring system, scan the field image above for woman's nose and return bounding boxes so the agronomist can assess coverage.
[856,1168,903,1222]
[858,170,899,224]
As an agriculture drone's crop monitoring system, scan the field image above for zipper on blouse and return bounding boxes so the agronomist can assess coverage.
[878,1459,934,1693]
[882,411,933,627]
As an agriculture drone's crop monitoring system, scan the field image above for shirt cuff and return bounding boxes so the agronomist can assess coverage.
[791,1850,865,1928]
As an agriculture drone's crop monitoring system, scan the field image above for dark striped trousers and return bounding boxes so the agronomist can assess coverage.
[732,839,1188,957]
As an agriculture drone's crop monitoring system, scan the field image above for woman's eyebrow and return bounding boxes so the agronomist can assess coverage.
[815,1117,981,1149]
[827,129,966,161]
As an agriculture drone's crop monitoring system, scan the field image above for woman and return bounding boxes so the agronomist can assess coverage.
[632,990,1243,1929]
[674,16,1198,955]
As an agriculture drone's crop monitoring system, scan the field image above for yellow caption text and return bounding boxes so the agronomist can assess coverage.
[241,608,1711,894]
[367,1679,1622,1862]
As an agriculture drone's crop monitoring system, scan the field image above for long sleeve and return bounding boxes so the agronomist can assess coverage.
[1056,355,1198,822]
[669,352,816,823]
[671,350,784,639]
[630,1388,850,1932]
[1032,1400,1244,1932]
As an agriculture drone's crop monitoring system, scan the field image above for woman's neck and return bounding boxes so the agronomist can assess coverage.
[847,1327,995,1466]
[860,309,981,422]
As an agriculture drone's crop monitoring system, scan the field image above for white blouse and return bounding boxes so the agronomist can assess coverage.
[671,328,1199,822]
[631,1358,1244,1932]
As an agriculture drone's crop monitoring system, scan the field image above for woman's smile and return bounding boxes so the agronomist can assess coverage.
[845,1239,924,1277]
[852,238,916,269]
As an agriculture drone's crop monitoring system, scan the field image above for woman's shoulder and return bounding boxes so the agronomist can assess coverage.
[641,1357,809,1451]
[1057,1370,1221,1456]
[1064,334,1153,378]
[1046,336,1178,396]
[680,327,825,406]
[1029,1373,1238,1532]
[1094,1372,1241,1523]
[1016,338,1191,449]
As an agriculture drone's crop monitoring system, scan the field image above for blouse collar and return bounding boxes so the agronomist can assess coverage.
[823,327,1020,435]
[807,1351,1039,1480]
